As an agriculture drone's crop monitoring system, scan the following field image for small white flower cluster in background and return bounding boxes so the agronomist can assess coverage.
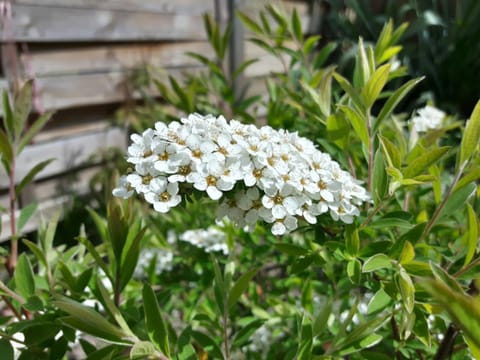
[411,105,445,133]
[113,114,369,235]
[179,227,229,255]
[134,247,175,278]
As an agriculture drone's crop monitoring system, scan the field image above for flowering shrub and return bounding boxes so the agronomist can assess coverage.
[0,6,479,360]
[114,114,369,235]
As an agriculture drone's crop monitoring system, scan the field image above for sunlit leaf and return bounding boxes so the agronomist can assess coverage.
[367,288,392,315]
[362,254,392,272]
[459,95,480,165]
[15,253,35,299]
[464,204,479,266]
[362,64,391,108]
[17,202,37,233]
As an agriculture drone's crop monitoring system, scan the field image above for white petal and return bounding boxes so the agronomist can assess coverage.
[207,186,223,200]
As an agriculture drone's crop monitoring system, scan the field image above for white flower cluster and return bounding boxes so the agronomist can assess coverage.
[411,105,445,133]
[134,247,175,278]
[113,114,369,235]
[178,227,229,255]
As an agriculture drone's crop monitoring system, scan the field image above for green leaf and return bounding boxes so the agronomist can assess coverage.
[232,58,258,80]
[379,135,401,169]
[430,262,464,293]
[367,288,392,315]
[2,90,14,139]
[232,319,264,347]
[119,224,146,291]
[23,294,44,312]
[355,38,371,87]
[15,159,55,196]
[362,254,392,272]
[438,182,476,221]
[211,255,225,315]
[77,237,112,284]
[0,128,13,173]
[13,80,33,138]
[54,297,129,343]
[372,149,387,204]
[374,77,424,132]
[402,146,450,178]
[237,11,263,34]
[399,241,415,264]
[17,202,37,233]
[369,217,412,230]
[228,268,257,309]
[17,111,54,154]
[326,113,349,149]
[345,224,360,257]
[338,105,369,147]
[464,203,478,266]
[108,200,128,265]
[333,72,364,112]
[0,338,14,360]
[313,299,332,337]
[421,279,480,349]
[455,168,480,191]
[190,330,224,359]
[291,8,303,42]
[274,243,310,256]
[87,207,108,243]
[15,253,35,299]
[130,341,156,360]
[374,20,393,62]
[95,277,134,337]
[347,258,362,284]
[460,99,480,165]
[362,64,391,108]
[142,284,170,357]
[397,268,415,313]
[22,239,48,269]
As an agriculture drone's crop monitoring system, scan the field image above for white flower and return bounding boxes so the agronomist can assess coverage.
[112,175,134,199]
[134,247,174,278]
[178,226,229,255]
[144,179,181,213]
[262,183,301,220]
[411,105,445,132]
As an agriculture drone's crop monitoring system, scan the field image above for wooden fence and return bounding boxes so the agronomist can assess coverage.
[0,0,309,240]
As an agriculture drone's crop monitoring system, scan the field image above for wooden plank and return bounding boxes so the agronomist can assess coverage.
[20,42,212,77]
[12,0,215,14]
[33,66,203,111]
[5,4,209,41]
[0,126,126,189]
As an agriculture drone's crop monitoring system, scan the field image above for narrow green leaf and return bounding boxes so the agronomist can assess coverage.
[326,113,349,149]
[362,64,391,108]
[345,224,360,257]
[274,243,310,256]
[191,330,224,359]
[142,284,170,357]
[372,149,387,204]
[337,333,383,356]
[356,37,371,87]
[17,111,54,154]
[291,8,303,42]
[211,255,225,315]
[333,72,364,112]
[108,200,128,264]
[375,77,424,132]
[430,262,464,294]
[17,202,37,233]
[369,218,413,229]
[15,253,35,299]
[460,99,480,165]
[95,277,134,337]
[337,105,369,147]
[398,268,415,313]
[232,319,264,348]
[54,298,129,343]
[313,298,332,337]
[362,254,392,272]
[22,239,48,269]
[438,182,476,221]
[232,58,258,80]
[455,168,480,192]
[87,207,108,243]
[15,159,55,196]
[237,11,263,34]
[464,204,478,266]
[313,41,337,68]
[77,237,112,284]
[130,341,156,359]
[367,288,392,315]
[0,128,13,173]
[13,80,33,138]
[2,90,14,139]
[379,135,401,169]
[374,20,393,62]
[119,225,146,291]
[402,146,450,178]
[228,268,257,309]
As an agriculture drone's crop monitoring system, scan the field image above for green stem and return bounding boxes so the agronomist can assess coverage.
[7,154,17,276]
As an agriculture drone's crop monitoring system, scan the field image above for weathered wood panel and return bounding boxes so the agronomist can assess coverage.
[20,42,212,76]
[4,4,209,41]
[12,0,214,14]
[0,126,126,188]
